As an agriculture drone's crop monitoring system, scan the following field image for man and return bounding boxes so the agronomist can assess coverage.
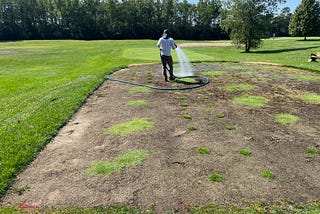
[157,29,177,82]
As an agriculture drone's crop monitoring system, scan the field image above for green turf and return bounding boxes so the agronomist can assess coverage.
[299,92,320,104]
[275,113,300,125]
[1,38,320,205]
[86,149,149,177]
[105,118,154,136]
[232,95,269,107]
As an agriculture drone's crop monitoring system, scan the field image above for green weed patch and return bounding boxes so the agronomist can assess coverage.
[128,86,151,93]
[105,118,154,136]
[290,75,320,81]
[239,149,252,156]
[86,149,149,177]
[299,92,320,104]
[307,147,319,154]
[209,173,224,182]
[275,113,299,125]
[126,99,148,107]
[222,84,255,91]
[197,147,210,154]
[261,171,276,179]
[233,95,269,107]
[183,114,192,119]
[187,125,197,131]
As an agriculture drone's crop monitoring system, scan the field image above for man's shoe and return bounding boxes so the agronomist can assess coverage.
[169,76,176,80]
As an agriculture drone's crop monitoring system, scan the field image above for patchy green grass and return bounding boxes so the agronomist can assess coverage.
[275,113,300,125]
[233,95,269,107]
[239,149,252,156]
[201,71,228,76]
[128,86,151,93]
[307,147,320,154]
[222,83,255,91]
[177,96,185,100]
[86,149,149,177]
[261,171,276,180]
[105,118,154,136]
[197,147,210,154]
[208,173,224,182]
[215,113,225,118]
[290,74,320,81]
[180,103,189,107]
[126,99,148,107]
[299,92,320,104]
[183,114,192,120]
[1,38,320,209]
[225,125,235,130]
[187,125,197,131]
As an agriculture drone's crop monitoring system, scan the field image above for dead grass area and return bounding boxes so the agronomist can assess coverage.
[1,62,320,213]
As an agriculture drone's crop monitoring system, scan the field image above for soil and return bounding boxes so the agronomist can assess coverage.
[1,60,320,213]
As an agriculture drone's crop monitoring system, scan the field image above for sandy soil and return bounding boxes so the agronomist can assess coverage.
[1,62,320,213]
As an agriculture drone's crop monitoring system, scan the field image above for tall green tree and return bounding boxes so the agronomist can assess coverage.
[195,0,222,39]
[288,0,320,40]
[272,7,291,37]
[221,0,285,52]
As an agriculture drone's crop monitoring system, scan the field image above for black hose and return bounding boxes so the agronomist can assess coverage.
[106,75,210,91]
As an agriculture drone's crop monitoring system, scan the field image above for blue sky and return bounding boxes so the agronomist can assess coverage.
[185,0,301,13]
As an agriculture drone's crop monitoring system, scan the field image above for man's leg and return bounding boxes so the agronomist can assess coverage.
[167,56,175,80]
[161,55,168,81]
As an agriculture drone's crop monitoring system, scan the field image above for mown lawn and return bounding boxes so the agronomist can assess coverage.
[0,38,320,212]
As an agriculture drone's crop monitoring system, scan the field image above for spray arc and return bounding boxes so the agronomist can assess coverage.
[107,46,209,91]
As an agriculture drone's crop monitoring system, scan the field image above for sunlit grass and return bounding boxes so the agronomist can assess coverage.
[86,150,149,177]
[128,86,151,93]
[1,38,320,200]
[222,83,255,91]
[299,92,320,104]
[126,99,148,107]
[275,113,300,125]
[232,95,269,107]
[105,118,154,136]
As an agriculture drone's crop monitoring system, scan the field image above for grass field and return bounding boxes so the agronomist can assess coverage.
[0,38,320,212]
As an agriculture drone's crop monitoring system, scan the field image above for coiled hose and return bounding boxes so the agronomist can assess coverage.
[106,75,210,91]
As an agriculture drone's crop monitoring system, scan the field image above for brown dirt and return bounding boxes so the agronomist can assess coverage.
[1,62,320,213]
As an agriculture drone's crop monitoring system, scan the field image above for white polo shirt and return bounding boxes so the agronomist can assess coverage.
[157,37,176,56]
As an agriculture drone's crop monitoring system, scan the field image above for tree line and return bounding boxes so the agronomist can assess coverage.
[0,0,226,40]
[1,0,319,50]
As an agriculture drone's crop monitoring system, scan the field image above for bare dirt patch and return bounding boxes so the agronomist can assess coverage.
[1,62,320,213]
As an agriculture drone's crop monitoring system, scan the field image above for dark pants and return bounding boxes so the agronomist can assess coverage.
[161,55,174,80]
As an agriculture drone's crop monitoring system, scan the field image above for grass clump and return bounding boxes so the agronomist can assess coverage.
[126,99,148,107]
[216,113,225,118]
[187,125,197,131]
[223,83,255,92]
[183,114,192,120]
[261,171,276,179]
[307,147,319,154]
[86,150,149,177]
[299,92,320,104]
[128,86,151,93]
[290,75,320,81]
[239,149,252,156]
[201,71,228,76]
[275,113,299,125]
[209,173,224,182]
[180,103,189,107]
[197,147,210,154]
[105,118,153,136]
[233,95,269,107]
[225,125,235,130]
